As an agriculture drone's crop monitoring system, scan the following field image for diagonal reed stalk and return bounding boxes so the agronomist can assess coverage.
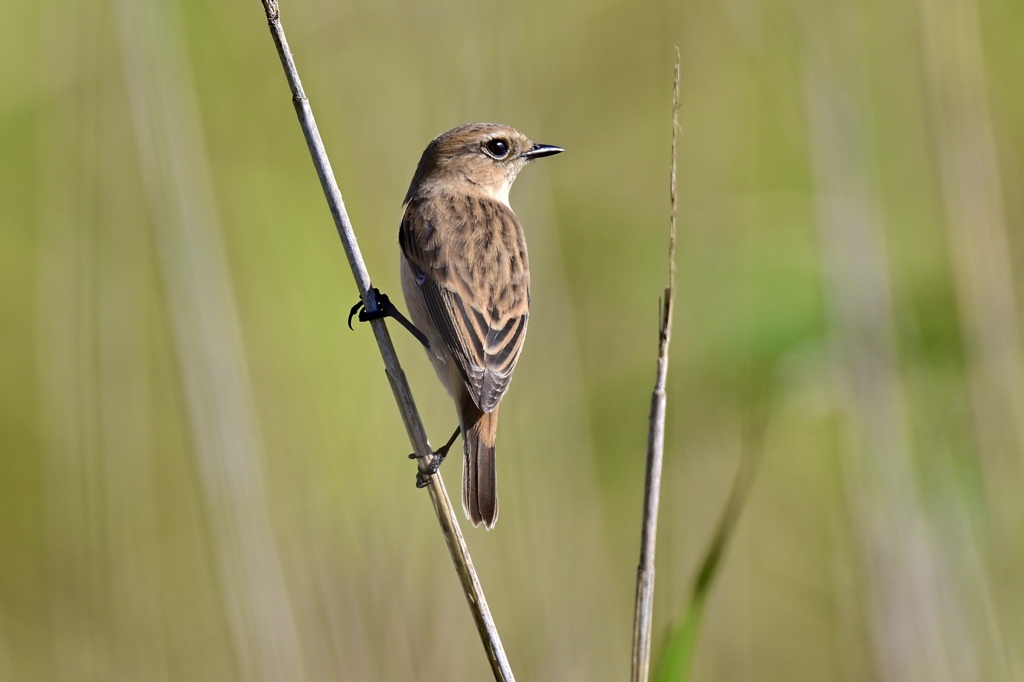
[256,2,514,679]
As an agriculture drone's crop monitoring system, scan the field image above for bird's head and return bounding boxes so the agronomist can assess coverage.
[405,123,563,206]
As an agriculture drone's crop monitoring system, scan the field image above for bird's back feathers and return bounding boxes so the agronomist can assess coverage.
[399,193,530,413]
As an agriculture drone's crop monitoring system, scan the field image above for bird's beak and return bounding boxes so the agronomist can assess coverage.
[522,143,564,160]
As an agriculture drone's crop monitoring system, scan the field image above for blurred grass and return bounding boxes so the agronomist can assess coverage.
[2,0,1023,680]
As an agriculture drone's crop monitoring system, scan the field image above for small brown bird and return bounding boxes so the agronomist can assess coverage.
[399,123,563,528]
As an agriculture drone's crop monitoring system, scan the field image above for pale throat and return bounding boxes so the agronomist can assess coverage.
[486,167,518,207]
[489,181,512,207]
[453,167,514,207]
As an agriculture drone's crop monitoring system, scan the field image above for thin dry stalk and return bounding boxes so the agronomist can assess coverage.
[256,2,514,679]
[631,49,681,682]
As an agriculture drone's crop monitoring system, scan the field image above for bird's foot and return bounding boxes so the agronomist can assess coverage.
[410,425,461,488]
[348,287,430,349]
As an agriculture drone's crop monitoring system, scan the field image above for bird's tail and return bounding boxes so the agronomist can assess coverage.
[460,401,499,529]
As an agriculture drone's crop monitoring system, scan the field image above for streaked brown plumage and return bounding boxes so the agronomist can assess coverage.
[399,123,562,528]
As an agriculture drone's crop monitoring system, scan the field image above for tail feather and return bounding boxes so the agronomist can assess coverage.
[461,405,499,529]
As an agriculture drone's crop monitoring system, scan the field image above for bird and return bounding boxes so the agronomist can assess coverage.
[398,123,563,528]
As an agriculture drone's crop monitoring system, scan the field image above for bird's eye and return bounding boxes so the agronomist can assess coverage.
[484,138,510,159]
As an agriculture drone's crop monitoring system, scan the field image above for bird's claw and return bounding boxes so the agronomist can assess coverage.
[347,287,391,329]
[410,449,447,488]
[409,425,461,488]
[415,467,438,488]
[347,287,431,349]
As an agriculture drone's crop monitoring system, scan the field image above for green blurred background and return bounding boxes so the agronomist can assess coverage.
[2,0,1023,679]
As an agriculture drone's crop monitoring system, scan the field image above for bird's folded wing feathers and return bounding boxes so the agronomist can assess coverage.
[400,197,529,413]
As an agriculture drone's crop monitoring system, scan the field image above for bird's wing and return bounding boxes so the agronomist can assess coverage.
[399,195,530,412]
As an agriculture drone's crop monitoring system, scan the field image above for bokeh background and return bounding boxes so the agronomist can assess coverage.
[2,0,1023,679]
